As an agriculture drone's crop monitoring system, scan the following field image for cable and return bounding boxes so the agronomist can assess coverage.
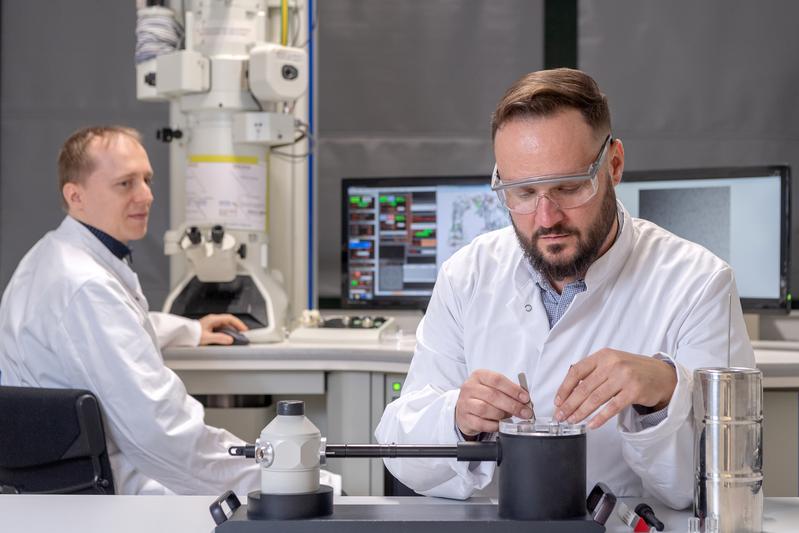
[271,125,314,159]
[290,0,303,47]
[135,6,184,64]
[293,0,318,49]
[268,119,312,150]
[281,0,289,46]
[247,86,264,112]
[271,152,311,161]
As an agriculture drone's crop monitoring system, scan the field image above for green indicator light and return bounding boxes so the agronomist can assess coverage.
[397,197,406,203]
[350,196,360,203]
[396,215,406,221]
[392,382,401,392]
[359,201,369,208]
[788,293,793,302]
[414,229,433,238]
[351,280,358,286]
[379,196,388,203]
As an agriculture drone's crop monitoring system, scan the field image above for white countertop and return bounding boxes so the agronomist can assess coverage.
[1,495,796,533]
[164,337,416,374]
[163,338,799,386]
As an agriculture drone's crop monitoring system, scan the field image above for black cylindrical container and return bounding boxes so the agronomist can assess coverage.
[497,418,587,520]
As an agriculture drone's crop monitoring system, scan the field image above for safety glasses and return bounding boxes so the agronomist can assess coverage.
[491,134,612,215]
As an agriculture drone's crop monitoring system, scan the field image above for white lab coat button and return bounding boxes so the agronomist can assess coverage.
[524,304,532,312]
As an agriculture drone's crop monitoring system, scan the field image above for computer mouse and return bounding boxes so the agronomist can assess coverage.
[214,326,250,346]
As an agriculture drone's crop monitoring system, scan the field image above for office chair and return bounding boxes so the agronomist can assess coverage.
[0,385,115,494]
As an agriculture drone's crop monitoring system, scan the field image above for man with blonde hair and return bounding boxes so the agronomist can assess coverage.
[0,126,257,494]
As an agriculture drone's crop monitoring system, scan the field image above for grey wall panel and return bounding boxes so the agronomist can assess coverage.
[579,0,799,299]
[317,0,545,300]
[1,1,171,306]
[1,1,545,307]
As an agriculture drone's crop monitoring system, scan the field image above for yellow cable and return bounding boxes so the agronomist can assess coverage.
[281,0,288,46]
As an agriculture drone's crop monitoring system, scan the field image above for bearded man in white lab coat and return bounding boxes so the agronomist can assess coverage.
[375,69,755,509]
[0,126,259,495]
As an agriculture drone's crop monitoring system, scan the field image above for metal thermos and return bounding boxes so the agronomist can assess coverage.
[693,368,763,532]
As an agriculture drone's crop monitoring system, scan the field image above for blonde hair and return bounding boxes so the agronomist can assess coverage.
[57,126,142,209]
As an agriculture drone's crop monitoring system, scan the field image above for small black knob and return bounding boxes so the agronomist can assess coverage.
[156,127,183,143]
[229,445,255,458]
[211,225,224,244]
[187,226,202,245]
[282,65,299,80]
[277,400,305,416]
[237,244,247,259]
[144,72,156,86]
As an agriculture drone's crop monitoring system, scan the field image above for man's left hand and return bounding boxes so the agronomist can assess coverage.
[554,349,677,429]
[198,314,248,345]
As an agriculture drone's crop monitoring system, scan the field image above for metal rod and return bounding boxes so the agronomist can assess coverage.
[324,442,499,462]
[518,372,536,422]
[728,291,732,367]
[325,444,458,458]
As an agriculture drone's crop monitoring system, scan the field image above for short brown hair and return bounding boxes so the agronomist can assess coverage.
[57,125,142,209]
[491,68,611,140]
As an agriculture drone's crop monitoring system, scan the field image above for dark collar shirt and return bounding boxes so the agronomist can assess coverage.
[79,222,132,264]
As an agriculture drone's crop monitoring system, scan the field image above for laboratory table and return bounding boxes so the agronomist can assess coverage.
[2,494,798,533]
[163,339,799,497]
[163,339,799,392]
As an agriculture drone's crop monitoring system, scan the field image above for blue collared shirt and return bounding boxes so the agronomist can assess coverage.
[530,209,624,328]
[528,211,668,427]
[78,221,132,263]
[534,275,586,329]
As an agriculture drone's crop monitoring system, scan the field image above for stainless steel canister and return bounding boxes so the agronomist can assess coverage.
[693,368,763,532]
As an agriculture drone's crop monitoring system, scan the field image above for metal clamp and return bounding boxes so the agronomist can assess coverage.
[255,441,274,466]
[319,437,327,466]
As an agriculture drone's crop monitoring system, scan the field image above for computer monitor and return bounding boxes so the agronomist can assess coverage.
[341,167,790,312]
[341,177,510,308]
[616,165,791,312]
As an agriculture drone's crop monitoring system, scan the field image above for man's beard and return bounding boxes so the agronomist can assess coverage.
[513,184,618,282]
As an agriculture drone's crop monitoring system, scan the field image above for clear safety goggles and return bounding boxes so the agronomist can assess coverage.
[491,134,612,215]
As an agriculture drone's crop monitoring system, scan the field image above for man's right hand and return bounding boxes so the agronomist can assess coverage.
[455,369,533,436]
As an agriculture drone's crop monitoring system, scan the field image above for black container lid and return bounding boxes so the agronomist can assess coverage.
[277,400,305,416]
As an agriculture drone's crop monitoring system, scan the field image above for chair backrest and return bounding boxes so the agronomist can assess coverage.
[0,385,115,494]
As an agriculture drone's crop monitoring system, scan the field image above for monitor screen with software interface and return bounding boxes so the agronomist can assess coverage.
[341,177,510,308]
[615,166,790,312]
[342,166,790,311]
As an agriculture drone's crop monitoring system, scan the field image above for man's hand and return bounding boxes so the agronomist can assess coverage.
[198,314,248,345]
[554,349,677,429]
[455,369,533,436]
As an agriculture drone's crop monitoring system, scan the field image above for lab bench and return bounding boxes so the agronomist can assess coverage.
[164,338,414,497]
[3,494,799,533]
[163,338,799,497]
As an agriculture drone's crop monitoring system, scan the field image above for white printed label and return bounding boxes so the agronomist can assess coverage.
[185,156,267,231]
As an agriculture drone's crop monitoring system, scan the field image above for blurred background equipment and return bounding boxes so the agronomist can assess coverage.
[136,0,310,343]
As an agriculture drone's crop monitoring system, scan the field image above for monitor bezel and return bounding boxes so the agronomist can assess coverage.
[619,165,791,313]
[341,175,495,309]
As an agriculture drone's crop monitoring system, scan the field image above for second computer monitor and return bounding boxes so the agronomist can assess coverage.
[616,165,790,311]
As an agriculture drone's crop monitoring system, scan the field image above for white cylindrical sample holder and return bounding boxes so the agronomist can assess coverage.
[259,400,321,494]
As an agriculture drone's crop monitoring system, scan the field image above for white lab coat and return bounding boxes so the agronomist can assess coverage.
[0,216,259,495]
[375,202,754,510]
